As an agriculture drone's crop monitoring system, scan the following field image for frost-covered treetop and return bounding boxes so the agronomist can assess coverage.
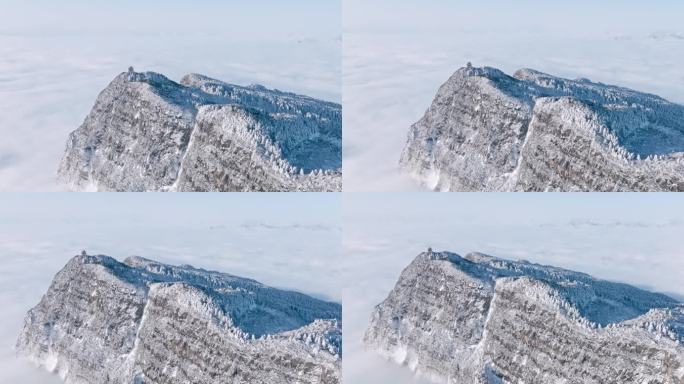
[450,64,684,157]
[401,64,684,192]
[18,252,342,383]
[426,250,681,327]
[59,69,342,192]
[366,249,684,383]
[67,253,341,337]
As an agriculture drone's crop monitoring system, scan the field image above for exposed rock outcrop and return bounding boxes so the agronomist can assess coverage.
[59,70,341,191]
[17,253,341,383]
[365,250,684,383]
[400,65,684,191]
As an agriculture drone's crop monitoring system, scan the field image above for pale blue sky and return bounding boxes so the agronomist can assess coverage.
[0,0,341,38]
[0,0,341,191]
[344,193,684,226]
[0,193,342,300]
[345,0,684,36]
[0,192,339,227]
[0,192,341,383]
[343,192,684,384]
[344,193,684,297]
[343,0,684,191]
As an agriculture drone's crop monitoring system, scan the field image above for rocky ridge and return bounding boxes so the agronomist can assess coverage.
[364,250,684,383]
[17,253,341,383]
[400,64,684,191]
[58,70,341,191]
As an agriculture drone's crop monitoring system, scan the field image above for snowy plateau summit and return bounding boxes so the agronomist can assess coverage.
[365,250,684,384]
[401,64,684,191]
[16,253,341,384]
[58,69,341,191]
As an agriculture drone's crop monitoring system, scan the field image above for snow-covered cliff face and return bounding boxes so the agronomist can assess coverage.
[17,253,341,384]
[58,70,341,192]
[400,65,684,191]
[364,250,684,384]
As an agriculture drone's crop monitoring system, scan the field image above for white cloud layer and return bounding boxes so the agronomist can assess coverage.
[343,0,684,191]
[0,0,340,191]
[343,193,684,383]
[0,193,341,382]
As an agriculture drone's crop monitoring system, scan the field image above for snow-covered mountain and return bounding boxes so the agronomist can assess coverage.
[58,69,341,192]
[400,64,684,191]
[365,250,684,383]
[17,253,341,384]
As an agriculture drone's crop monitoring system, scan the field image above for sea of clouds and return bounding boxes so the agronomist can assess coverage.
[343,3,684,191]
[343,193,684,383]
[0,193,341,382]
[0,15,340,191]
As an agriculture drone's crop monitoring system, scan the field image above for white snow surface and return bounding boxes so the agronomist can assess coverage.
[0,193,341,383]
[16,253,341,383]
[343,15,684,190]
[343,193,684,383]
[0,1,340,191]
[57,71,342,192]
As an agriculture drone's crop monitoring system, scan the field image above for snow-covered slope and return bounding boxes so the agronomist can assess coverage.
[17,253,341,384]
[58,70,341,192]
[365,250,684,383]
[400,64,684,191]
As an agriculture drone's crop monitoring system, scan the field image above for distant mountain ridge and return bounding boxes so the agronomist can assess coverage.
[58,69,341,191]
[17,253,341,384]
[365,250,684,383]
[400,64,684,191]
